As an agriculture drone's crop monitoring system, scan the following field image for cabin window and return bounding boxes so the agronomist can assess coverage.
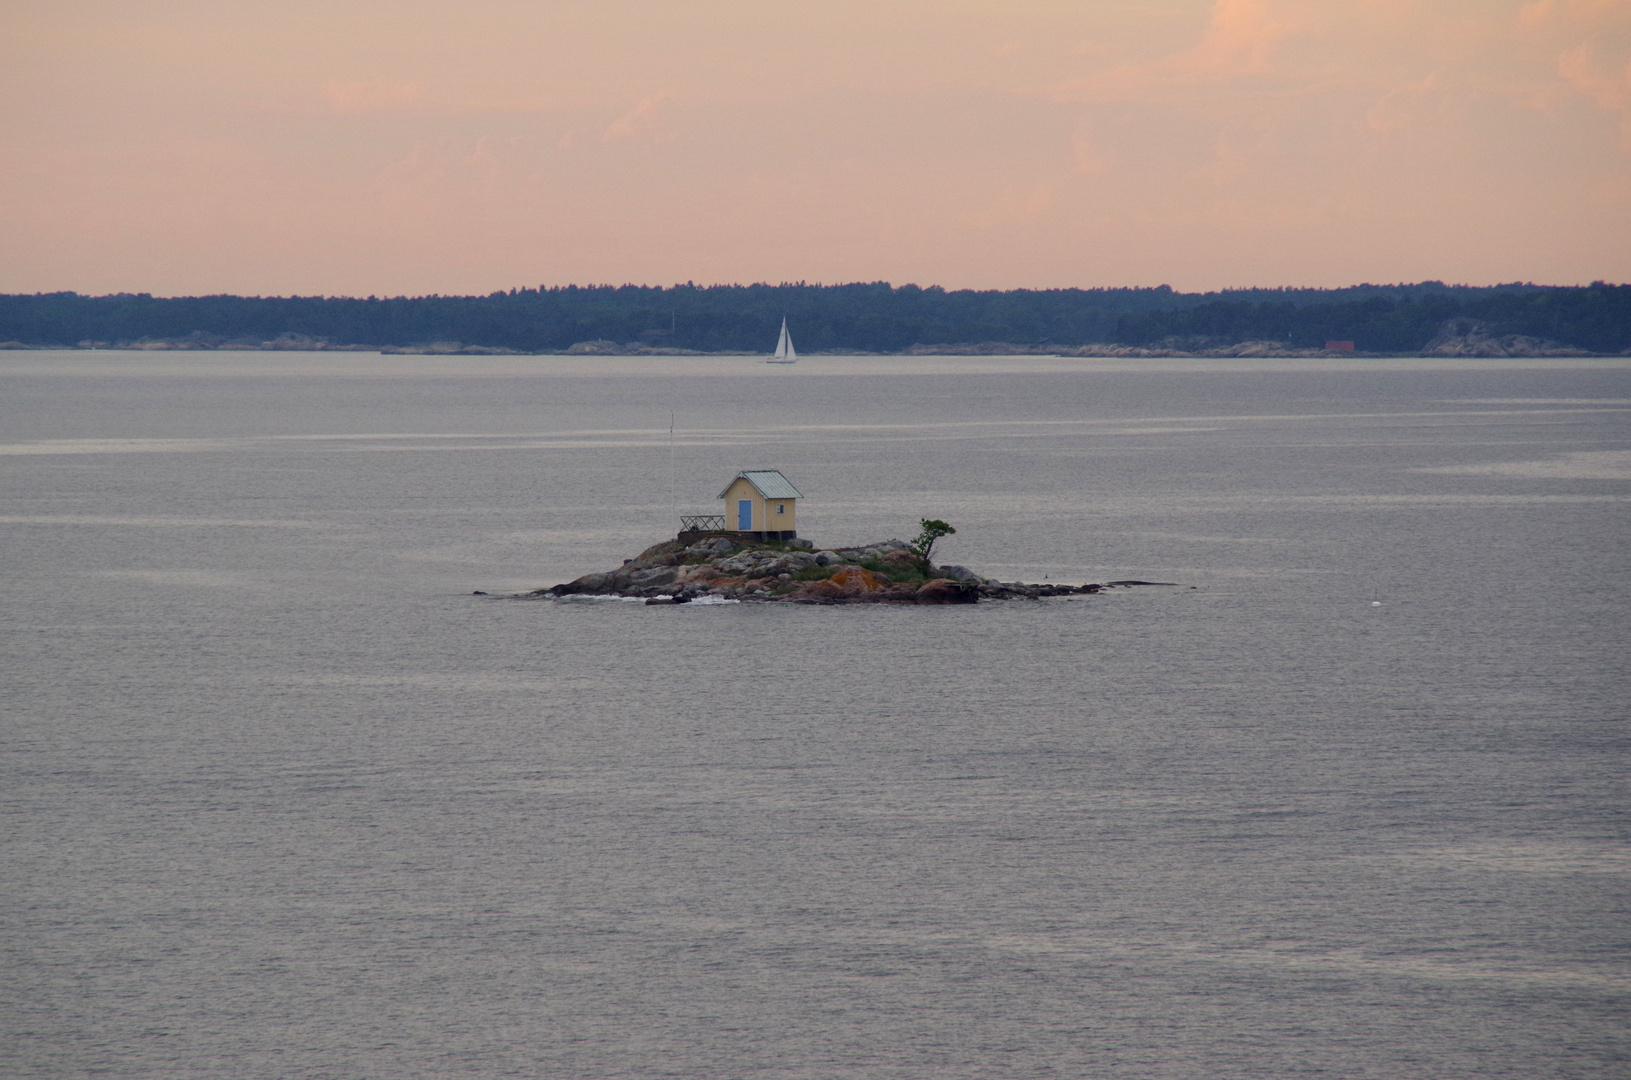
[776,503,785,514]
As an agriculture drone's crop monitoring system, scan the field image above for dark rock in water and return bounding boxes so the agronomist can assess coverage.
[916,578,978,604]
[642,591,695,606]
[550,570,622,596]
[472,590,488,595]
[977,581,1093,599]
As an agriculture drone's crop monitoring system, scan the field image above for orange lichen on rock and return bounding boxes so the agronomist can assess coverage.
[791,564,892,600]
[828,566,889,592]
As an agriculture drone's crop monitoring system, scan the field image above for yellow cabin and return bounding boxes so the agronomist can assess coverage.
[717,470,802,540]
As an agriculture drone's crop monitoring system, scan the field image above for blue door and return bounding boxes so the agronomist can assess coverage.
[737,500,753,530]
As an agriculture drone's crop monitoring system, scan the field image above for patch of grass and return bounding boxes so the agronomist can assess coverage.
[853,558,931,583]
[789,559,939,585]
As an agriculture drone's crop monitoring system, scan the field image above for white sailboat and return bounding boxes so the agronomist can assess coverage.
[767,318,797,363]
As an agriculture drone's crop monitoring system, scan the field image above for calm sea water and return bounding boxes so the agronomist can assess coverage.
[2,351,1628,1079]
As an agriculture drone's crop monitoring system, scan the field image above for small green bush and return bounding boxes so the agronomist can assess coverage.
[850,558,926,583]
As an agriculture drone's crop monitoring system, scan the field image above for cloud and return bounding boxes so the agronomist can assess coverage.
[1516,0,1631,148]
[958,179,1062,231]
[3,0,1628,295]
[1364,72,1443,133]
[602,94,673,143]
[1558,40,1631,111]
[1175,0,1294,80]
[1519,0,1630,33]
[1554,35,1631,149]
[1035,0,1631,161]
[378,136,543,208]
[1047,0,1297,103]
[322,80,422,114]
[1071,123,1112,175]
[314,81,555,118]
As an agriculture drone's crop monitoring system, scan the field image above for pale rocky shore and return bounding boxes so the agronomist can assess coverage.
[8,317,1611,357]
[508,536,1123,605]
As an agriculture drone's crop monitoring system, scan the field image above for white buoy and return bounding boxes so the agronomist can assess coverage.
[1371,600,1382,607]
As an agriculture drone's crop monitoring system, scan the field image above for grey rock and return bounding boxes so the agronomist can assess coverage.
[542,534,1085,604]
[555,571,614,595]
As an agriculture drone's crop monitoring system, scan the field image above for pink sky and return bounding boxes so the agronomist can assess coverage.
[2,0,1628,295]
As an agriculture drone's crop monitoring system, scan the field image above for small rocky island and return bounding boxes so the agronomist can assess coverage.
[530,535,1106,605]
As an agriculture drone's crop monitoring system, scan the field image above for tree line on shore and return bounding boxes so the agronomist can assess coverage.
[1,280,1627,354]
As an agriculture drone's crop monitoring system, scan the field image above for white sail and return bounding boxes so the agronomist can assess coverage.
[769,318,797,363]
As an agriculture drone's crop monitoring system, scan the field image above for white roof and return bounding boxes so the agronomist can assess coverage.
[718,470,803,500]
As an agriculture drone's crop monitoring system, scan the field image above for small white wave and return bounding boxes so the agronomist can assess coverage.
[1415,449,1631,481]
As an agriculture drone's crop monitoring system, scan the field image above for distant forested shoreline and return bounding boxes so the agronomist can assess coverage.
[2,281,1627,356]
